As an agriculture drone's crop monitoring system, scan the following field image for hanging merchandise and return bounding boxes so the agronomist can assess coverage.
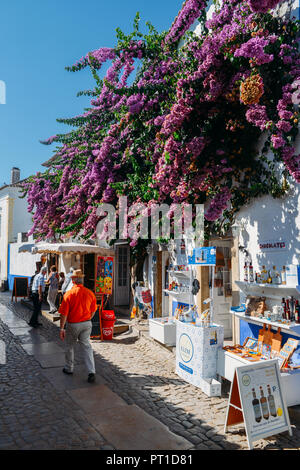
[141,289,152,304]
[191,279,200,295]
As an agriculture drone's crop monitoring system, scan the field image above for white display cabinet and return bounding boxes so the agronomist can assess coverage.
[148,318,176,346]
[236,280,300,301]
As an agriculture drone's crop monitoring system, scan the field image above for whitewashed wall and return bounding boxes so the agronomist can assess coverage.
[236,127,300,279]
[0,185,34,282]
[0,195,11,281]
[11,191,33,240]
[9,243,41,277]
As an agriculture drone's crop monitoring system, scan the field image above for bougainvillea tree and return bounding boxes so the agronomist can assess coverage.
[23,0,300,259]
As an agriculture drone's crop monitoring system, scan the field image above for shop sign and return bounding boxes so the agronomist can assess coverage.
[224,359,292,450]
[258,240,287,252]
[179,333,194,364]
[188,247,216,266]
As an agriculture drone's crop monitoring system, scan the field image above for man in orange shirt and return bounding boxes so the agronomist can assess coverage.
[58,269,97,383]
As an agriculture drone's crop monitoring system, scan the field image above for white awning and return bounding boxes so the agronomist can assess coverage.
[18,243,35,253]
[31,242,114,256]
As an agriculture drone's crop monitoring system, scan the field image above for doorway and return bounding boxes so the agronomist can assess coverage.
[114,244,130,306]
[84,254,95,291]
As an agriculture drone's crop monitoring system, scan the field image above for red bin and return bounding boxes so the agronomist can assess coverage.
[101,310,115,340]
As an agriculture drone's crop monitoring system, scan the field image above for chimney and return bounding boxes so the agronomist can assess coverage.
[11,167,20,184]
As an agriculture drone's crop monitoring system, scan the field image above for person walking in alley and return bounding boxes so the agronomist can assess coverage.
[61,267,74,295]
[46,265,59,314]
[29,266,47,328]
[58,269,97,383]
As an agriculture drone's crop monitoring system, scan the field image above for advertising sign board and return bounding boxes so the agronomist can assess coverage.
[224,359,292,449]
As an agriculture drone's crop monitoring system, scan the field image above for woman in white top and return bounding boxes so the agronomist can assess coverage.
[47,265,59,313]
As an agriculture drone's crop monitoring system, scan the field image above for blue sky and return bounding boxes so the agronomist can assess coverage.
[0,0,184,185]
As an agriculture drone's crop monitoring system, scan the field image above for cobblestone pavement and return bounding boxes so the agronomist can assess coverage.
[1,291,300,450]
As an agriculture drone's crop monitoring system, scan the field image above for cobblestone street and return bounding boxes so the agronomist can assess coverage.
[1,291,300,451]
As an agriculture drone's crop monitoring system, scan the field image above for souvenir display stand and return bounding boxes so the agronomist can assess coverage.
[217,280,300,407]
[148,317,177,346]
[176,319,224,396]
[91,256,114,340]
[149,244,190,347]
[175,247,225,397]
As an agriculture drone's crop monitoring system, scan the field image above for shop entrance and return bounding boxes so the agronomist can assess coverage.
[84,253,95,291]
[210,239,233,339]
[114,244,130,306]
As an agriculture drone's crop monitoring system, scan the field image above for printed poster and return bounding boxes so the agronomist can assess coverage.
[95,256,114,295]
[225,359,292,449]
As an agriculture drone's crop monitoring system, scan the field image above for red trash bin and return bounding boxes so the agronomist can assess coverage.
[101,310,115,340]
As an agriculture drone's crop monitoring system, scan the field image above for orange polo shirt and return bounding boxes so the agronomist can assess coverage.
[59,284,97,323]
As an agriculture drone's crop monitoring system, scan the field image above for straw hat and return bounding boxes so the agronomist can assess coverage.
[71,269,85,278]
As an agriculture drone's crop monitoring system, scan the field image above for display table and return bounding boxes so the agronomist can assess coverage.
[217,348,300,407]
[215,309,300,407]
[148,318,176,346]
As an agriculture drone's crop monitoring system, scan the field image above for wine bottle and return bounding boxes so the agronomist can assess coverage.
[281,266,287,285]
[249,263,254,283]
[244,262,248,282]
[295,300,300,323]
[267,385,277,418]
[252,388,262,423]
[260,386,269,420]
[286,299,291,321]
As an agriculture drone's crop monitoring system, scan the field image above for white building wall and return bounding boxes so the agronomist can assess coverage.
[0,185,34,283]
[0,195,11,281]
[236,131,300,280]
[9,242,41,278]
[12,191,33,241]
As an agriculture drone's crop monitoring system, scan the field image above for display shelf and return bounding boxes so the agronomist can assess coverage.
[167,270,190,278]
[235,280,300,300]
[230,310,300,337]
[217,348,300,407]
[163,289,191,304]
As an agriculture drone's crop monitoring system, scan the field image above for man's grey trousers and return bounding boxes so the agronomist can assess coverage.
[65,320,95,374]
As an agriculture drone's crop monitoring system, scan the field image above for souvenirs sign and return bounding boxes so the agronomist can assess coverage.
[224,359,292,450]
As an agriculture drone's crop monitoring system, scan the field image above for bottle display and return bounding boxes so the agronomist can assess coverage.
[295,300,300,324]
[282,298,286,320]
[249,263,254,283]
[286,299,291,321]
[267,270,272,284]
[290,297,295,322]
[244,262,248,282]
[252,388,262,423]
[267,385,277,418]
[281,266,286,285]
[260,266,268,284]
[259,386,269,420]
[271,266,281,285]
